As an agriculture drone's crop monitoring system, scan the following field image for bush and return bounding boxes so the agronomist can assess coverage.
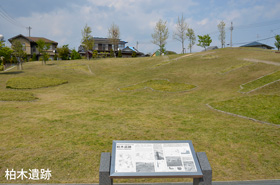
[92,50,98,59]
[0,64,3,71]
[32,53,37,61]
[6,76,68,89]
[110,49,114,58]
[118,50,122,58]
[132,51,137,57]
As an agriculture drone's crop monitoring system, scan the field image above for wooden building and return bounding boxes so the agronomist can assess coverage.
[8,34,58,60]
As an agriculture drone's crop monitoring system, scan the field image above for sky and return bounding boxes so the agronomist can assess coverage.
[0,0,280,54]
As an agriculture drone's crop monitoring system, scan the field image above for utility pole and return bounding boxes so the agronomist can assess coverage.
[230,22,233,47]
[27,26,32,37]
[136,41,138,50]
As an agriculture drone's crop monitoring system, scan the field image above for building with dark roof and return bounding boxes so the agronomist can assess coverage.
[121,46,144,57]
[78,37,128,57]
[8,34,58,60]
[240,41,274,49]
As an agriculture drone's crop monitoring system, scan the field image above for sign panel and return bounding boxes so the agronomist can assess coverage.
[110,140,203,178]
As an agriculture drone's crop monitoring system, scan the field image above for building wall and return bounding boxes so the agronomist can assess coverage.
[12,37,32,55]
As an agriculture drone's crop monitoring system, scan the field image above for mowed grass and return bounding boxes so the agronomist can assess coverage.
[0,48,279,183]
[240,71,280,93]
[120,79,196,92]
[0,91,38,101]
[6,76,68,89]
[210,95,280,124]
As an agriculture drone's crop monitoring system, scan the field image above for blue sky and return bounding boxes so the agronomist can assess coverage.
[0,0,279,54]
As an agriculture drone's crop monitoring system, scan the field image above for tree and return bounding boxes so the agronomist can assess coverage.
[108,23,120,57]
[186,28,196,53]
[110,49,114,58]
[132,51,137,57]
[197,34,212,51]
[71,49,81,60]
[12,40,25,70]
[275,35,280,51]
[152,19,169,55]
[81,24,94,60]
[118,50,122,58]
[173,14,188,53]
[57,44,70,60]
[36,39,50,65]
[92,50,98,59]
[0,46,13,70]
[218,21,226,48]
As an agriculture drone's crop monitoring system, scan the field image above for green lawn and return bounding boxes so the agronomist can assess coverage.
[120,79,196,92]
[240,71,280,93]
[6,76,68,89]
[0,48,279,183]
[210,95,280,125]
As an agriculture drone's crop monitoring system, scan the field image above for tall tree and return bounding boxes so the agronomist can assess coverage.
[36,39,50,65]
[108,23,120,57]
[173,14,188,54]
[81,24,94,60]
[197,34,212,51]
[151,19,169,55]
[186,28,196,53]
[12,40,26,70]
[217,21,226,48]
[275,35,280,51]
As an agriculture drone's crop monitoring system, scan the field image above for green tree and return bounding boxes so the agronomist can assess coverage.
[57,44,70,60]
[110,49,114,58]
[32,53,37,61]
[92,50,98,59]
[36,39,50,65]
[12,40,25,70]
[275,35,280,51]
[173,14,188,53]
[0,46,13,70]
[218,21,226,48]
[132,51,137,57]
[81,24,94,60]
[197,34,212,51]
[186,28,196,53]
[118,50,122,58]
[152,19,169,55]
[71,49,81,60]
[108,23,120,57]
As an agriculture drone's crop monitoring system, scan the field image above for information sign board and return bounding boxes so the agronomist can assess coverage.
[110,140,203,178]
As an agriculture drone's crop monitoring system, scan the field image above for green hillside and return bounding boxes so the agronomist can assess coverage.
[0,47,279,183]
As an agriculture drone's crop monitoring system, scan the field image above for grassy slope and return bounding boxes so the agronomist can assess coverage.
[0,48,279,183]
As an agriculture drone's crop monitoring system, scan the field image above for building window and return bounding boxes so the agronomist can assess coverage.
[119,44,124,50]
[22,43,26,51]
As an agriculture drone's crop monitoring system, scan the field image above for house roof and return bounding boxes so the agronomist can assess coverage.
[93,37,128,44]
[240,41,274,49]
[8,34,58,44]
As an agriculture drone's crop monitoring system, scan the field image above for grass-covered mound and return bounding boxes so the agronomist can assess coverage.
[240,71,280,93]
[0,91,37,101]
[6,76,68,89]
[210,95,280,125]
[120,79,196,92]
[220,62,253,74]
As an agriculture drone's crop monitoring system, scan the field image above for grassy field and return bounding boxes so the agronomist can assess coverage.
[0,48,279,183]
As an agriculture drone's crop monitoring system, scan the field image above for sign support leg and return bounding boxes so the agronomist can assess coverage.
[99,152,113,185]
[193,152,212,185]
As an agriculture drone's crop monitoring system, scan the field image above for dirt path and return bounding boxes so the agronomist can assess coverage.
[243,58,280,66]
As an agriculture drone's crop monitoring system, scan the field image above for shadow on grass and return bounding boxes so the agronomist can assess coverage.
[0,71,24,75]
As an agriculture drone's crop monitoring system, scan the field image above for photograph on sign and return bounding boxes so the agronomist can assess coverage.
[111,140,201,177]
